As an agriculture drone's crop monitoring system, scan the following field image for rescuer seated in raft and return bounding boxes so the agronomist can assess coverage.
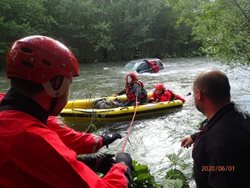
[112,72,148,106]
[150,83,185,103]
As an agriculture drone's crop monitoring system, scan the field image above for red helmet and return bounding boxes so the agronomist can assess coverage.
[155,83,165,90]
[126,72,138,84]
[6,35,79,97]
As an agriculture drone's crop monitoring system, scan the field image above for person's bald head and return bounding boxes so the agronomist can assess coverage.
[193,70,231,103]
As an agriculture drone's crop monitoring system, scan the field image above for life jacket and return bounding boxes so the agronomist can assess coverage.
[126,80,147,101]
[148,61,160,73]
[153,89,175,102]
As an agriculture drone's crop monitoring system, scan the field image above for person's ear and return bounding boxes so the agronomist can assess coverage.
[196,89,202,101]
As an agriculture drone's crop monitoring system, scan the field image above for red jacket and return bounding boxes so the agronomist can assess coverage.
[0,93,102,155]
[0,93,128,188]
[152,89,185,103]
[47,116,103,154]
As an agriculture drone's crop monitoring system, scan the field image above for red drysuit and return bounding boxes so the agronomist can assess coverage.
[0,92,129,188]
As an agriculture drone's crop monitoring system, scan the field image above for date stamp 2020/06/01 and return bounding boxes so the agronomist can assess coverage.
[201,165,235,172]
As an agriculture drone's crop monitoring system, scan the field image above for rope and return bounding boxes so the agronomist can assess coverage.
[121,97,138,152]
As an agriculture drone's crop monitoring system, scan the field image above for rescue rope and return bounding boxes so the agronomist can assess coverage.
[121,97,138,152]
[120,92,191,152]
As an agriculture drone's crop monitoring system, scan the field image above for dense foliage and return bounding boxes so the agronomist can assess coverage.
[172,0,250,64]
[132,160,161,188]
[0,0,249,64]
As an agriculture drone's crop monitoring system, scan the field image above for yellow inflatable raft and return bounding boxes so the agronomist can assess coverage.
[60,93,184,123]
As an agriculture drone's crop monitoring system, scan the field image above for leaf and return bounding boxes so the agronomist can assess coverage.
[162,179,183,188]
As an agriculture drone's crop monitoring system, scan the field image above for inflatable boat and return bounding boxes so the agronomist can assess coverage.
[60,93,184,123]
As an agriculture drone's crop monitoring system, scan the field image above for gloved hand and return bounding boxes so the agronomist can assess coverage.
[116,152,133,186]
[101,133,122,148]
[77,153,115,174]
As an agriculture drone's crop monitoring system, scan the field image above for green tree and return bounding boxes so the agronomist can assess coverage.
[173,0,250,64]
[0,0,54,65]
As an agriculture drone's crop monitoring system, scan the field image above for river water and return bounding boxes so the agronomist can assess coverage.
[0,58,250,186]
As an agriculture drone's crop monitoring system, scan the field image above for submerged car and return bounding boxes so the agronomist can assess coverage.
[124,58,164,73]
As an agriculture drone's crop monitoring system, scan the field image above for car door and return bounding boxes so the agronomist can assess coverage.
[137,61,150,73]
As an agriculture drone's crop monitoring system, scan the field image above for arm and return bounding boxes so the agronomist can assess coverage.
[15,127,129,188]
[47,116,121,154]
[174,94,185,103]
[132,83,142,101]
[151,91,158,102]
[117,89,126,96]
[47,116,102,154]
[112,89,126,97]
[181,132,198,148]
[181,135,194,148]
[168,90,185,103]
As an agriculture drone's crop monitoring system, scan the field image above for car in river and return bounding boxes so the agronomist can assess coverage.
[124,58,164,73]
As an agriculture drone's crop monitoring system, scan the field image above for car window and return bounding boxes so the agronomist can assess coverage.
[137,61,150,73]
[156,60,163,67]
[125,61,137,71]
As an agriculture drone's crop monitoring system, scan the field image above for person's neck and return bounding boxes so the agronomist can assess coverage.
[205,100,230,120]
[15,87,52,113]
[2,88,49,124]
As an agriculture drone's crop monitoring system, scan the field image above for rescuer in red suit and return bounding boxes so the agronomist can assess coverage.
[151,83,185,103]
[0,35,133,188]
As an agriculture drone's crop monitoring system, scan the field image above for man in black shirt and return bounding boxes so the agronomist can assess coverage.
[181,70,250,188]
